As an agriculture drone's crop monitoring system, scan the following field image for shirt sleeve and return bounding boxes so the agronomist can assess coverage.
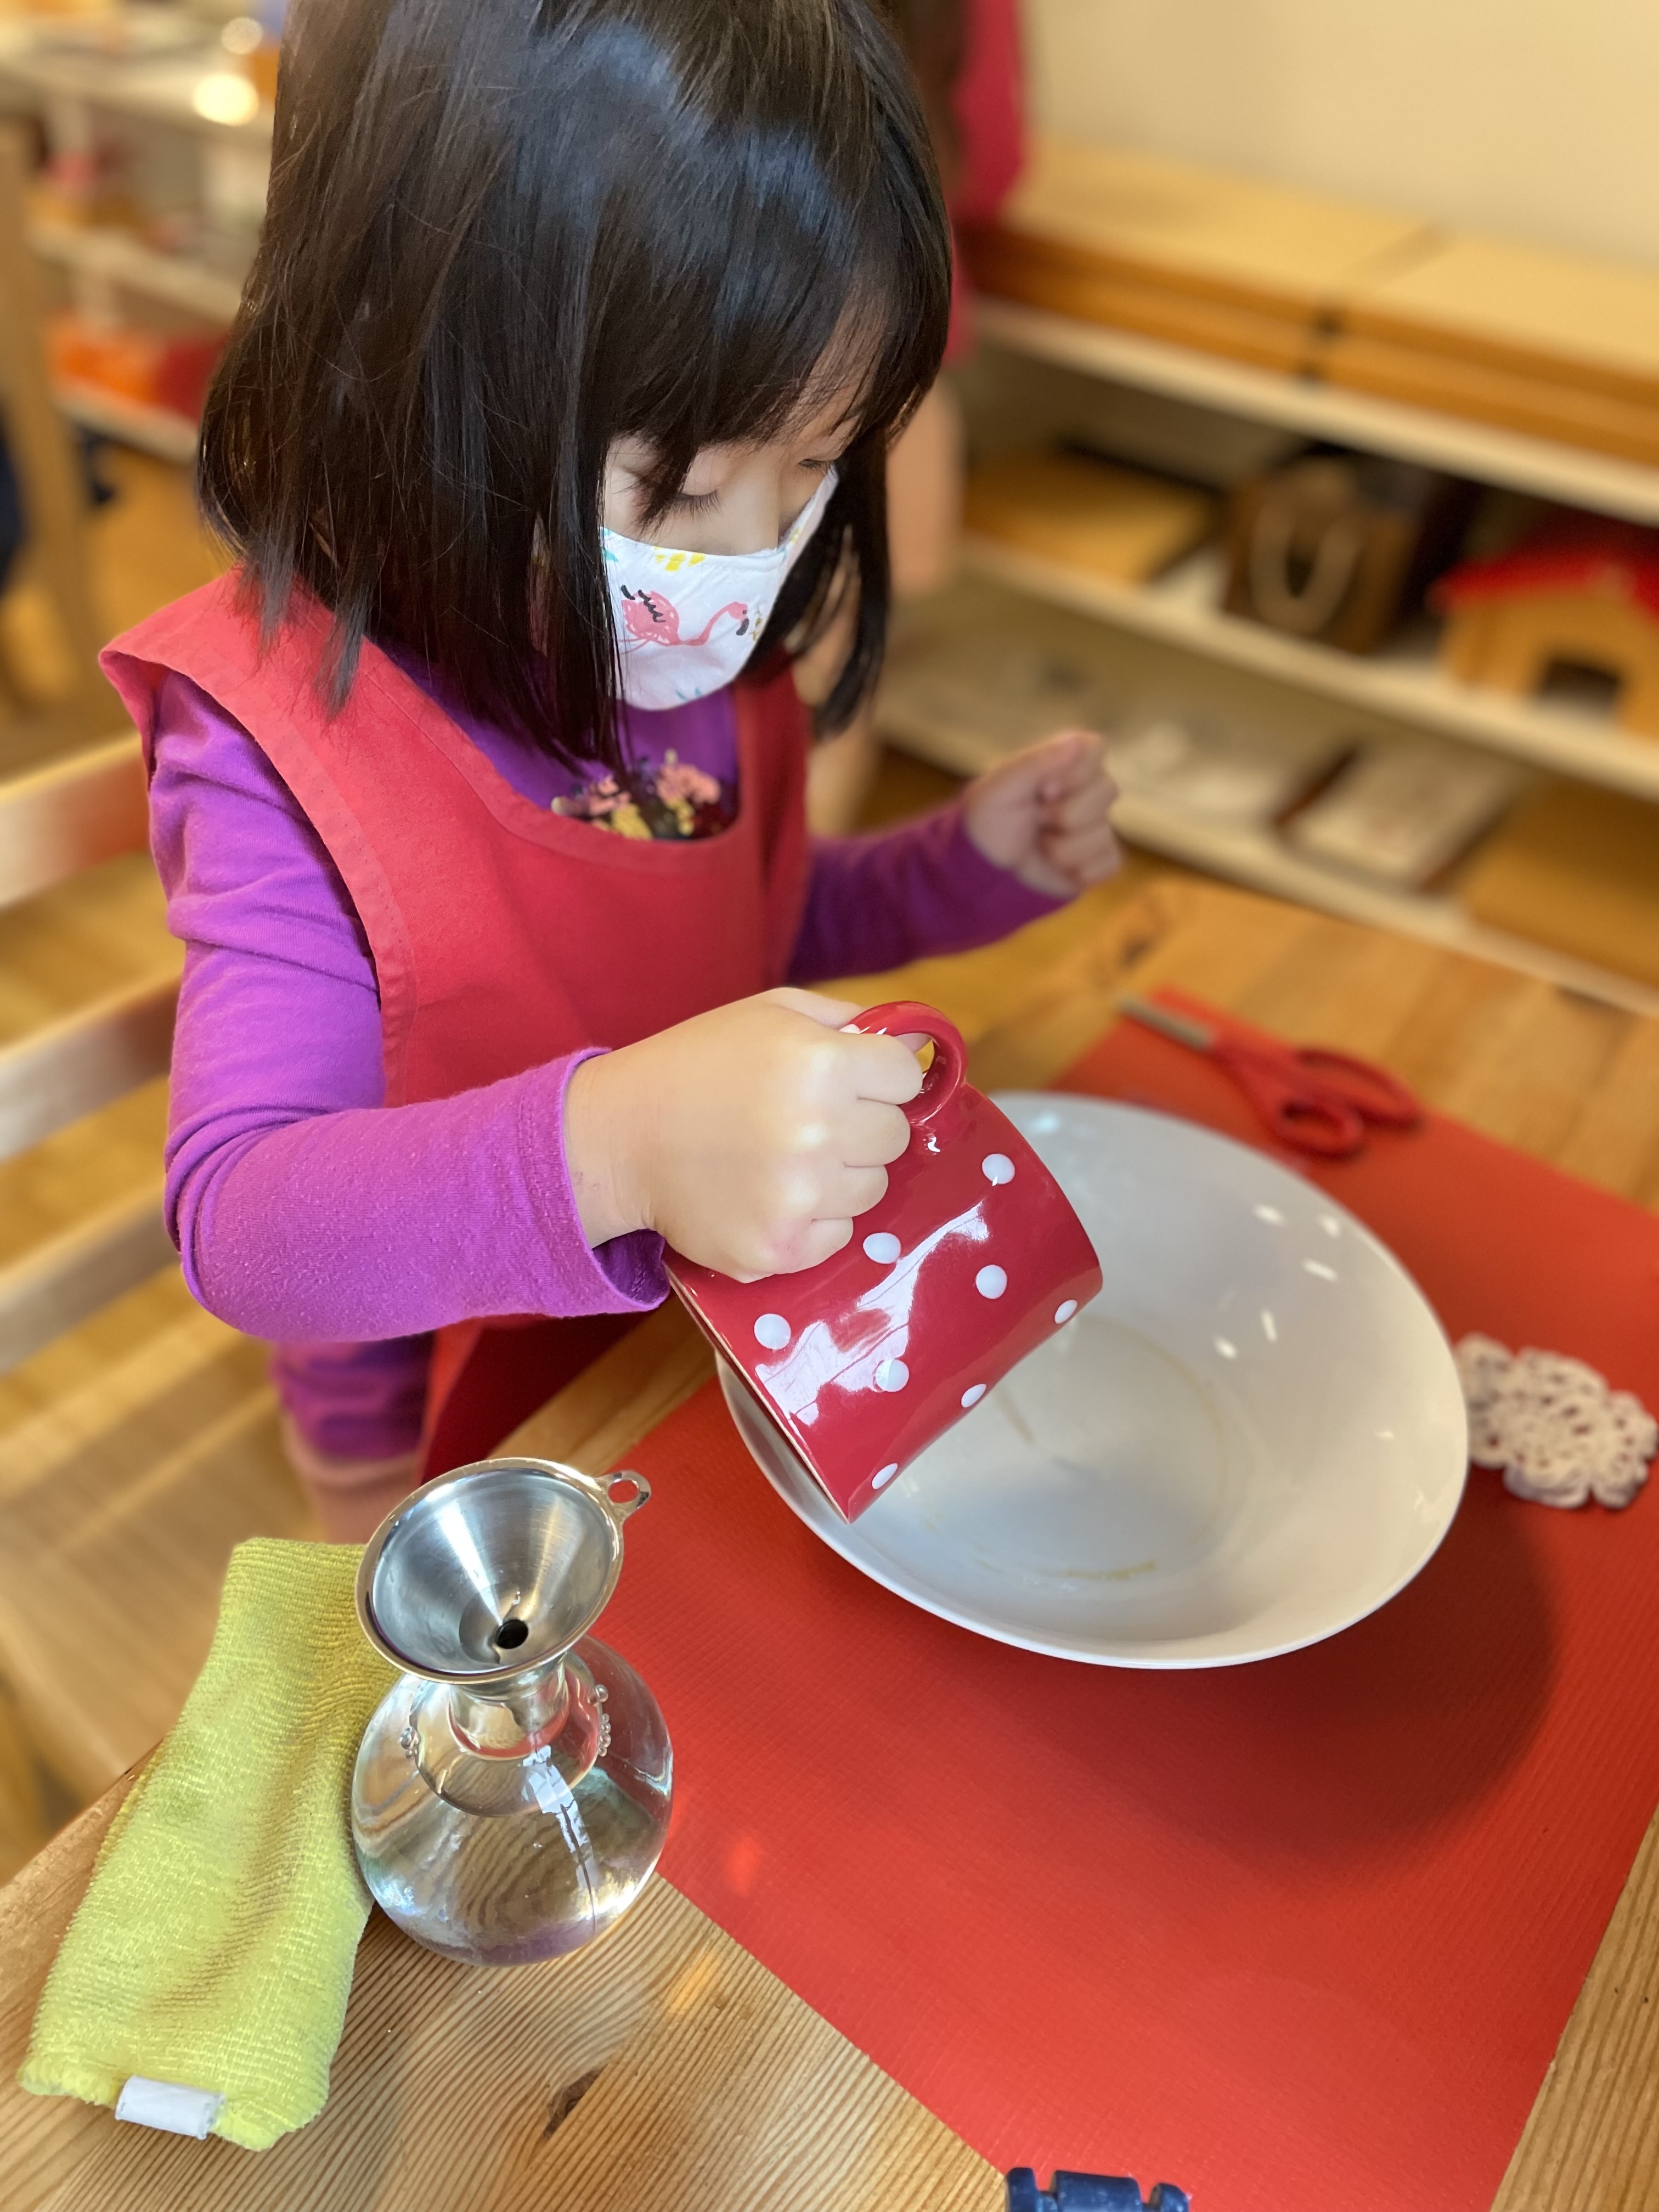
[950,0,1026,227]
[151,672,667,1343]
[787,802,1066,985]
[941,0,1026,363]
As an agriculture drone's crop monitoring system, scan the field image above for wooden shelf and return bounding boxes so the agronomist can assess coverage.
[0,25,272,147]
[30,220,242,325]
[874,681,1659,1019]
[52,380,198,464]
[976,297,1659,528]
[961,535,1659,805]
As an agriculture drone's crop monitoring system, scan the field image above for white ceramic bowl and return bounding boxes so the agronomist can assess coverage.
[720,1096,1468,1667]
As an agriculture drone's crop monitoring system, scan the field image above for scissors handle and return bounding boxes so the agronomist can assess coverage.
[1289,1047,1421,1130]
[1214,1039,1368,1158]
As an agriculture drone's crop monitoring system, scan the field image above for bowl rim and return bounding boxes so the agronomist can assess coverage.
[720,1096,1469,1669]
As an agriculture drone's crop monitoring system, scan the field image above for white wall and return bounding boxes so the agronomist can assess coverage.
[1025,0,1659,271]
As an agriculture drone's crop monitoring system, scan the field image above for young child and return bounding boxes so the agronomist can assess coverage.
[104,0,1120,1538]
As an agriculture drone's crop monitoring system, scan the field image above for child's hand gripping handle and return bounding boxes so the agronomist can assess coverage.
[568,988,927,1281]
[840,1001,967,1133]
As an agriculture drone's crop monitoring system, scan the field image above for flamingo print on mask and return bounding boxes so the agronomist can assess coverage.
[600,464,839,709]
[618,585,751,649]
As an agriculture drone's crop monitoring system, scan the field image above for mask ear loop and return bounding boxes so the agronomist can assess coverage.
[780,465,839,557]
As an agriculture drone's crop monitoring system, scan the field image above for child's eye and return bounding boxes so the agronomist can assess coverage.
[669,489,721,515]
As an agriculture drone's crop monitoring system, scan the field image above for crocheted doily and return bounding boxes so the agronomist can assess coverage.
[1455,1335,1657,1510]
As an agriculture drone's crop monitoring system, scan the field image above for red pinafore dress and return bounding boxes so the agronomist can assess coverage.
[106,574,811,1475]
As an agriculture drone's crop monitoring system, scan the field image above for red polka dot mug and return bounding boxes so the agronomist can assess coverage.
[665,1001,1104,1520]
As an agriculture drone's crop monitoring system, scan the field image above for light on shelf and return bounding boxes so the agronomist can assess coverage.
[192,73,260,127]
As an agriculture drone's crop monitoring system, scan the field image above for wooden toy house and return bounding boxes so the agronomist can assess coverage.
[1434,516,1659,739]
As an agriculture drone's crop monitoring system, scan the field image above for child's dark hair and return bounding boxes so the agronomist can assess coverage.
[199,0,952,771]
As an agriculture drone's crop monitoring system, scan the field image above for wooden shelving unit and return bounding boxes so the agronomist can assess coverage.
[975,298,1659,529]
[868,252,1659,1008]
[0,9,266,464]
[960,535,1659,805]
[51,378,198,465]
[876,616,1659,1020]
[0,21,272,151]
[29,218,244,326]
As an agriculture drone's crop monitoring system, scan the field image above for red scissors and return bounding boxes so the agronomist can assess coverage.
[1119,997,1422,1159]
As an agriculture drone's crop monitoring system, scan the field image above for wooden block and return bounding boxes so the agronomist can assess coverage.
[1340,230,1659,413]
[1460,781,1659,992]
[967,137,1432,326]
[960,228,1321,374]
[963,451,1215,584]
[1440,591,1659,739]
[1316,329,1659,469]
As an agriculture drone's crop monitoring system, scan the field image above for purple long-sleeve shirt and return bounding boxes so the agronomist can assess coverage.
[151,667,1061,1449]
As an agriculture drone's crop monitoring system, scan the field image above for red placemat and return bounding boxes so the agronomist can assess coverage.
[599,998,1659,2210]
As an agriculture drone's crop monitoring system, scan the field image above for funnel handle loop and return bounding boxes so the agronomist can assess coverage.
[606,1470,650,1519]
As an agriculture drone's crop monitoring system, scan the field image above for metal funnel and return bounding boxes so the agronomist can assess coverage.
[354,1456,650,1686]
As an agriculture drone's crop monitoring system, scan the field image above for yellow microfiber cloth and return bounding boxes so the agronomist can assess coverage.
[19,1539,397,2150]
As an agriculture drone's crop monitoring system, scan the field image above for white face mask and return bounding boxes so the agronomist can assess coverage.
[600,469,838,712]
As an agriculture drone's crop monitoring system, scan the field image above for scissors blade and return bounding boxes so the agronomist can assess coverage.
[1117,997,1218,1054]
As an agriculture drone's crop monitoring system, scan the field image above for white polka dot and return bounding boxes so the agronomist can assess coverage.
[753,1313,791,1351]
[1054,1300,1077,1325]
[874,1357,909,1392]
[862,1232,901,1265]
[975,1265,1008,1300]
[981,1152,1015,1186]
[960,1383,987,1408]
[1215,1336,1238,1360]
[872,1462,900,1490]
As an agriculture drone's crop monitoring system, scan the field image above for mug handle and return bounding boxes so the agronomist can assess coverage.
[844,1001,968,1132]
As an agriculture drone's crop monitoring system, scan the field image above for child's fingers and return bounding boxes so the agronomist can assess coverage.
[1032,728,1109,801]
[774,1215,857,1275]
[842,1031,928,1106]
[1042,775,1116,832]
[828,1163,892,1218]
[1043,821,1122,882]
[841,1097,916,1169]
[773,988,866,1028]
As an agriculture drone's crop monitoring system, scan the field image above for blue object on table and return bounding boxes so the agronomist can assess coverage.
[1006,2170,1191,2212]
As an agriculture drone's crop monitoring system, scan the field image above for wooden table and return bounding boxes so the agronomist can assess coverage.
[5,874,1659,2211]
